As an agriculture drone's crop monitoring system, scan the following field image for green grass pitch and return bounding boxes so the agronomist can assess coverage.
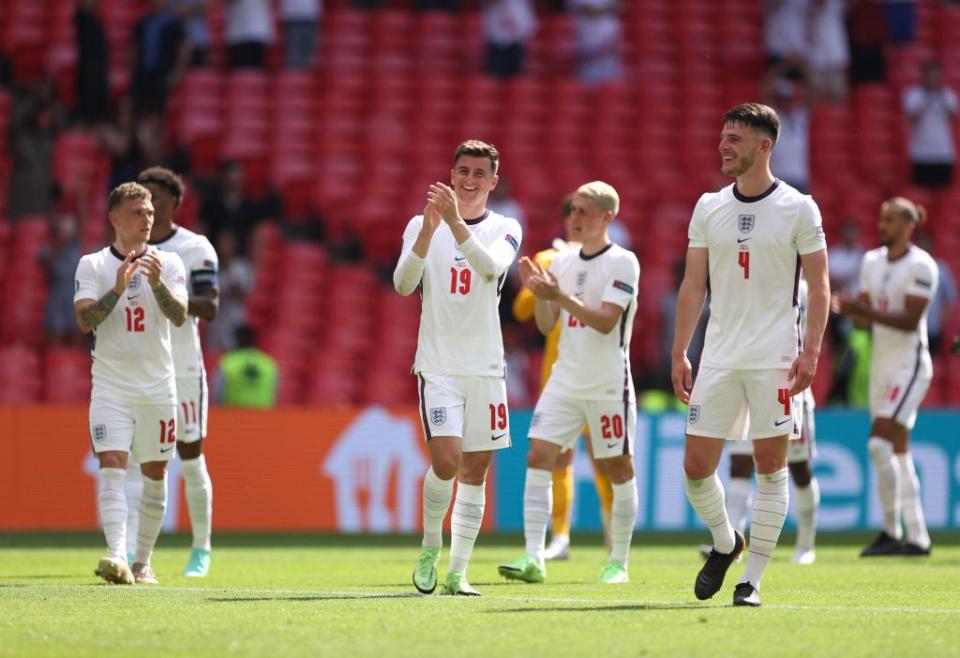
[1,532,958,658]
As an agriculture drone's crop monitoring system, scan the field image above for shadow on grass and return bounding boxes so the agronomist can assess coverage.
[208,593,420,603]
[487,603,714,613]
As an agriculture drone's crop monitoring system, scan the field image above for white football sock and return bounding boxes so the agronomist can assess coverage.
[684,473,735,554]
[181,455,213,551]
[897,453,931,549]
[741,467,789,590]
[868,437,901,539]
[98,468,128,560]
[448,481,485,576]
[124,466,143,558]
[726,476,753,534]
[421,466,454,549]
[523,468,553,564]
[134,473,168,566]
[610,479,638,567]
[794,478,819,550]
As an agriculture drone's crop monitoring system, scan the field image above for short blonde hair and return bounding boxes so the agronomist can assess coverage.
[575,181,620,217]
[108,182,152,212]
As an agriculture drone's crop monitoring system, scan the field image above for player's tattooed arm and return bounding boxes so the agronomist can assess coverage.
[75,290,121,333]
[152,282,188,327]
[75,251,137,333]
[141,251,188,326]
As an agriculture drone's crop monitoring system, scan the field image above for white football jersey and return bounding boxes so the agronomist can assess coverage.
[74,246,188,403]
[688,181,826,370]
[149,227,219,377]
[544,244,640,401]
[396,211,522,377]
[860,244,938,371]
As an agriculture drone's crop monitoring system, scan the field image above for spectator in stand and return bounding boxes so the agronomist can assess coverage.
[880,0,917,43]
[763,0,809,79]
[916,232,957,356]
[130,0,190,115]
[206,232,253,352]
[904,61,959,189]
[848,0,887,84]
[214,325,279,407]
[179,0,212,67]
[766,76,811,193]
[39,213,83,347]
[569,0,623,85]
[97,96,165,190]
[483,0,538,79]
[74,0,109,124]
[225,0,275,69]
[8,80,63,220]
[806,0,849,102]
[199,161,272,255]
[280,0,322,70]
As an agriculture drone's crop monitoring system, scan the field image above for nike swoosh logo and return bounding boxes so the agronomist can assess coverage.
[160,445,175,453]
[606,442,619,449]
[455,256,467,261]
[491,433,507,441]
[774,418,792,427]
[737,238,750,244]
[127,295,140,300]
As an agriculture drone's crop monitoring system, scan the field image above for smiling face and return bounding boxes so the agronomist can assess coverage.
[450,155,498,215]
[719,121,770,178]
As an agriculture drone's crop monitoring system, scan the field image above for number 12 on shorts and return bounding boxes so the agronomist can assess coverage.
[159,418,175,444]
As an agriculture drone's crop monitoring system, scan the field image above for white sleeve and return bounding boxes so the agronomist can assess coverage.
[74,256,100,302]
[905,257,938,299]
[459,219,522,282]
[191,238,219,290]
[794,197,827,255]
[687,197,708,249]
[163,253,189,301]
[601,253,640,310]
[858,254,871,294]
[393,216,426,296]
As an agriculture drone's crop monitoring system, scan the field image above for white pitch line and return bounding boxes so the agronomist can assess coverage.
[6,584,960,616]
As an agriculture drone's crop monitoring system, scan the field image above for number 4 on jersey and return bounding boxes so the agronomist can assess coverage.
[738,250,750,279]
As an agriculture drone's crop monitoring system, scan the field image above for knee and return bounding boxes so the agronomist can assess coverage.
[604,456,634,484]
[139,462,168,482]
[177,440,202,460]
[753,453,786,475]
[729,455,754,479]
[684,452,714,481]
[789,461,811,487]
[527,441,557,471]
[432,454,459,481]
[458,459,489,485]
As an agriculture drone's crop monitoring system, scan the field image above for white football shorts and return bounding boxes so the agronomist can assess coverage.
[89,397,178,464]
[176,372,209,443]
[869,355,933,431]
[726,388,816,462]
[417,373,511,452]
[529,391,636,460]
[687,367,801,440]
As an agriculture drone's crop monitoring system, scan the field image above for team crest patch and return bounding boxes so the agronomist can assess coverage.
[738,214,755,234]
[127,272,142,290]
[688,405,700,424]
[430,407,447,426]
[576,271,587,287]
[92,424,107,442]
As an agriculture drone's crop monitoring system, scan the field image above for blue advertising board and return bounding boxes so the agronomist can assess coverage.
[495,410,960,532]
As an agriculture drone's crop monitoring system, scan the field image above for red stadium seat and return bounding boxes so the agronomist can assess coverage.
[43,347,92,403]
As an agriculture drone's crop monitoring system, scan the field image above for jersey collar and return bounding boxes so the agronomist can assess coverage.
[464,211,490,225]
[109,245,148,261]
[148,226,180,245]
[733,179,780,203]
[579,243,614,261]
